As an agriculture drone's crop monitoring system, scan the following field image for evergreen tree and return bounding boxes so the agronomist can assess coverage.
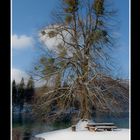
[18,77,25,111]
[25,76,35,103]
[12,80,18,107]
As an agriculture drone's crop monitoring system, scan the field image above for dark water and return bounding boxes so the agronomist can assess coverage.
[93,111,129,128]
[12,112,71,140]
[12,111,129,140]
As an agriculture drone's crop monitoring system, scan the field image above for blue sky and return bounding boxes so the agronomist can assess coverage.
[12,0,129,83]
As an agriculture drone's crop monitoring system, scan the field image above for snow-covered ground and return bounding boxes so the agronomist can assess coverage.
[35,120,130,140]
[35,127,130,140]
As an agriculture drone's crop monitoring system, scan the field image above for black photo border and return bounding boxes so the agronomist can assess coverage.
[0,0,11,139]
[0,0,140,139]
[131,0,140,139]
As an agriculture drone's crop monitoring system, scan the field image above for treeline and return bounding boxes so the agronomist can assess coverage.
[12,76,35,112]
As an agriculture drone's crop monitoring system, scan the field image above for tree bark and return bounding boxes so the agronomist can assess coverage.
[80,84,90,119]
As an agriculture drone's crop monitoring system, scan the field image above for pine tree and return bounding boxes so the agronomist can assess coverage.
[25,76,35,103]
[18,77,25,111]
[12,80,18,107]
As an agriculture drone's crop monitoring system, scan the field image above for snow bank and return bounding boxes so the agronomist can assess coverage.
[35,128,130,140]
[35,119,129,140]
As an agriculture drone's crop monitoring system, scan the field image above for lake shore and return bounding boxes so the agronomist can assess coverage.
[35,128,130,140]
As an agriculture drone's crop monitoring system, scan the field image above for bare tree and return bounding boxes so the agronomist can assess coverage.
[32,0,128,121]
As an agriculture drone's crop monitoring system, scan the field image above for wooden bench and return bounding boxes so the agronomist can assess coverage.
[85,123,117,132]
[85,126,96,131]
[94,125,117,131]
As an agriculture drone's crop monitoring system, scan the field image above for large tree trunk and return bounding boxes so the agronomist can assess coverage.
[79,51,97,120]
[80,84,90,119]
[79,44,91,119]
[77,74,91,120]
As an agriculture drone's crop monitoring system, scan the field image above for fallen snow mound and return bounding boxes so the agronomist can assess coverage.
[76,119,94,131]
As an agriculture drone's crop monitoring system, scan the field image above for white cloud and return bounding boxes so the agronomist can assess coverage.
[39,26,63,51]
[39,25,74,57]
[12,34,34,49]
[12,68,30,84]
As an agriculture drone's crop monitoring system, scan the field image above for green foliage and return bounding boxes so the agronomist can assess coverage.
[45,66,53,74]
[97,20,104,26]
[48,58,55,63]
[48,31,57,38]
[59,61,65,67]
[64,0,78,6]
[57,44,67,57]
[102,30,107,36]
[64,0,79,13]
[43,64,58,75]
[40,57,47,64]
[37,56,59,76]
[89,30,108,44]
[93,0,104,15]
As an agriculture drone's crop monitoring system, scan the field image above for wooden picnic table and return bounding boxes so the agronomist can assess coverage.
[85,123,117,132]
